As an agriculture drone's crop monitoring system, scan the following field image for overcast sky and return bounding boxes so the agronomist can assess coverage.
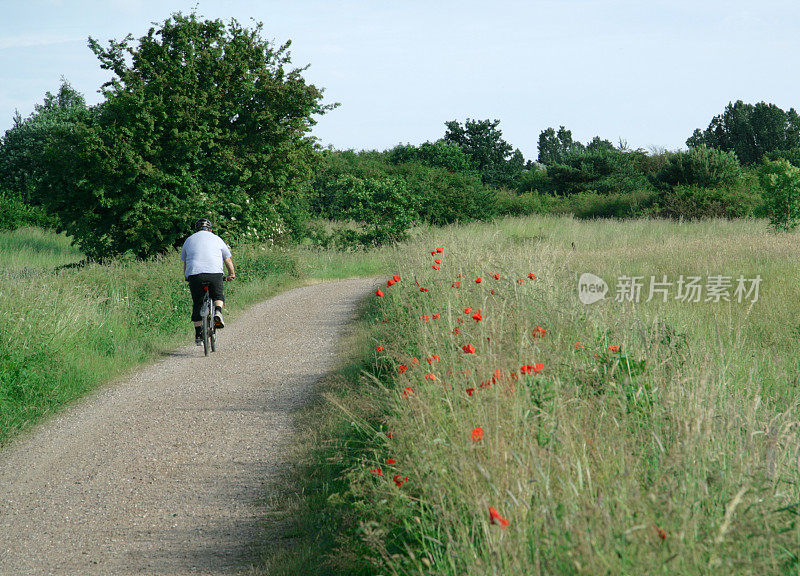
[1,0,799,160]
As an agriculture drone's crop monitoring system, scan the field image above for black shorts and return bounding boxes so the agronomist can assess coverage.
[187,273,225,322]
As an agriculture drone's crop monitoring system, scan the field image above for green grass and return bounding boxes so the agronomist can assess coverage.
[0,231,389,445]
[258,215,800,575]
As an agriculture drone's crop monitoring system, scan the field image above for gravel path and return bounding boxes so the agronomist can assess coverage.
[0,278,378,576]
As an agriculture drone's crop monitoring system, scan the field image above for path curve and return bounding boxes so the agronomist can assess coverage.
[0,278,378,576]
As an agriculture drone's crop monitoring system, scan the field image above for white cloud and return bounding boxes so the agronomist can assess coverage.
[0,34,82,51]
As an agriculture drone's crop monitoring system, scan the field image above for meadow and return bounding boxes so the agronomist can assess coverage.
[262,215,800,575]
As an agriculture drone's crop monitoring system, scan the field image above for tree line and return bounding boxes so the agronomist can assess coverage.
[3,13,800,256]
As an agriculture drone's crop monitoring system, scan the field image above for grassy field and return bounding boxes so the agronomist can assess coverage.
[261,216,800,575]
[0,228,388,444]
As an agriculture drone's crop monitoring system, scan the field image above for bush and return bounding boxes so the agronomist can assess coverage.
[0,191,57,230]
[652,184,765,219]
[759,159,800,230]
[655,146,742,189]
[546,148,653,195]
[765,146,800,168]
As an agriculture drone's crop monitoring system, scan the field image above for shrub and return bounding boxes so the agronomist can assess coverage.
[758,159,800,230]
[546,148,652,195]
[653,185,765,219]
[0,190,57,230]
[655,146,742,189]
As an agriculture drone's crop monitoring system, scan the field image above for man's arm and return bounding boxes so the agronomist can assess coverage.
[224,257,235,281]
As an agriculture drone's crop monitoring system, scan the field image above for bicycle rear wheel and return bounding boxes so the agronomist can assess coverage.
[202,295,211,357]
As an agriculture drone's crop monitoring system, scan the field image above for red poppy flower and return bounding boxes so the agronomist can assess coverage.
[574,341,584,349]
[420,287,429,292]
[466,387,475,396]
[370,468,383,476]
[387,458,396,465]
[376,290,385,297]
[376,345,384,352]
[472,311,482,322]
[387,279,395,287]
[424,373,436,381]
[393,275,401,282]
[471,427,484,442]
[432,313,440,319]
[393,474,408,487]
[479,380,491,389]
[451,281,461,288]
[528,273,536,279]
[452,327,460,335]
[398,365,408,374]
[432,264,440,270]
[436,247,444,253]
[520,365,532,375]
[491,369,501,384]
[427,354,439,363]
[609,344,621,352]
[517,279,524,284]
[490,290,495,295]
[464,307,472,314]
[386,432,394,439]
[475,278,482,284]
[462,344,476,354]
[492,274,500,280]
[488,507,509,528]
[533,326,547,337]
[435,258,441,264]
[401,386,413,398]
[412,357,419,365]
[431,250,437,256]
[655,526,667,540]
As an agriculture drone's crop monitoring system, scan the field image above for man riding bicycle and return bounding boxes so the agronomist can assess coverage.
[181,218,236,346]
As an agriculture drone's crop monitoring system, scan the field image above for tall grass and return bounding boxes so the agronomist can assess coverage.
[266,216,800,575]
[0,231,389,444]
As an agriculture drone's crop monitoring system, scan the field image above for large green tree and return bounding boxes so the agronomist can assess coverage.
[443,118,524,187]
[687,100,800,165]
[39,13,331,258]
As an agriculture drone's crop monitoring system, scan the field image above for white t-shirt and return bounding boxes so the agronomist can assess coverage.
[180,231,232,278]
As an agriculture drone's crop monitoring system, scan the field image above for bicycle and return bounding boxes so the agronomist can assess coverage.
[199,285,217,357]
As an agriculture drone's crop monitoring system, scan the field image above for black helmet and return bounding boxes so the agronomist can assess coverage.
[194,218,212,232]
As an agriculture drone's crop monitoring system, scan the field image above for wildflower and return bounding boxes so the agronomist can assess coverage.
[420,287,429,293]
[451,282,461,288]
[574,341,584,349]
[452,327,460,335]
[432,264,440,270]
[517,279,524,284]
[412,357,419,365]
[479,380,491,389]
[488,507,509,528]
[492,274,500,280]
[393,275,401,282]
[402,387,413,398]
[393,474,408,487]
[431,250,436,256]
[655,526,667,541]
[370,468,383,476]
[466,387,475,396]
[376,346,384,352]
[520,363,544,375]
[436,247,444,253]
[520,365,532,375]
[609,344,621,352]
[533,326,547,337]
[386,432,394,439]
[387,458,396,465]
[435,259,441,264]
[528,273,536,279]
[475,278,482,284]
[424,373,436,381]
[376,290,385,297]
[491,369,501,384]
[462,344,476,354]
[398,365,408,374]
[387,279,395,287]
[464,307,472,314]
[471,427,484,442]
[532,362,544,373]
[432,313,440,319]
[427,354,439,363]
[472,311,482,322]
[490,290,495,295]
